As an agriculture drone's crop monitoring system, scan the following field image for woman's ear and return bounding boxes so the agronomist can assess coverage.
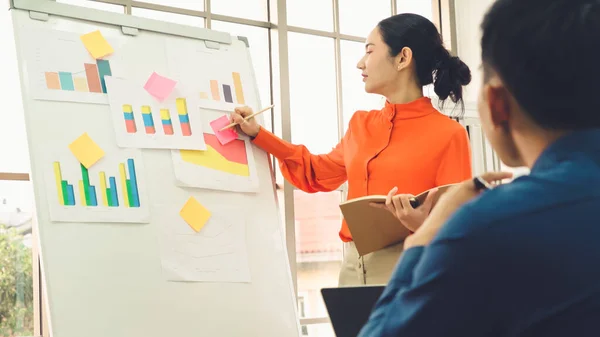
[396,47,413,71]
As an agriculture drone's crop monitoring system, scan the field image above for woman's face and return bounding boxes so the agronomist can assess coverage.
[357,27,401,96]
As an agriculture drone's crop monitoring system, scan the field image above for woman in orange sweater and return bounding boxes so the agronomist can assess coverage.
[232,14,472,286]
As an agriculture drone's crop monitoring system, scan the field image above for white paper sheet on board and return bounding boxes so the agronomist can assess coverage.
[44,147,150,223]
[165,38,259,113]
[21,27,126,105]
[170,108,260,193]
[159,210,251,283]
[105,76,207,150]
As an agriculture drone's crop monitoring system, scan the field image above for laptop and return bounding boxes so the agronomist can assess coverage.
[321,286,385,337]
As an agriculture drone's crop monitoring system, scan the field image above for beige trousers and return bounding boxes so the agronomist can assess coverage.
[338,241,404,286]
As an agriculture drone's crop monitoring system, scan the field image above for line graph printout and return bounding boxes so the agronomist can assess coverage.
[21,27,125,105]
[158,207,250,283]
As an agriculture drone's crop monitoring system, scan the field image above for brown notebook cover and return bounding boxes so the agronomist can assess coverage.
[339,184,457,256]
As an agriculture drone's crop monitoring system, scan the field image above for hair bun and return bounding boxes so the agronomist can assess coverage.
[434,54,472,103]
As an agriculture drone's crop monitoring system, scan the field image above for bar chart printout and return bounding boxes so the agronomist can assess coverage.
[53,159,140,208]
[199,72,246,105]
[105,76,206,150]
[49,152,148,223]
[44,59,112,94]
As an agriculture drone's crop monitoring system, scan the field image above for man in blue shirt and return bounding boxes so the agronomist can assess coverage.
[359,0,600,336]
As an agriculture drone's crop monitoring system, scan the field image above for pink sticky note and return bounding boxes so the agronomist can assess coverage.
[210,115,238,145]
[144,72,177,101]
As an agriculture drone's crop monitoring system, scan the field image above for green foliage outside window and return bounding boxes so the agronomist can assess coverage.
[0,225,33,337]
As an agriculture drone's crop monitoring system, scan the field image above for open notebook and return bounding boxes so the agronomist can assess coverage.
[339,184,457,256]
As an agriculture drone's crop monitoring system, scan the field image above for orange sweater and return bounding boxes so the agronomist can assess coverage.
[252,97,472,242]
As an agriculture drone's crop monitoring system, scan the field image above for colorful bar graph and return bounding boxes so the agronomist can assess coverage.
[84,63,103,93]
[141,105,156,134]
[109,177,119,207]
[59,72,75,91]
[176,98,192,136]
[45,60,112,94]
[74,77,89,92]
[232,72,245,104]
[97,59,112,94]
[118,163,130,207]
[222,84,233,103]
[127,159,140,207]
[45,72,61,90]
[99,172,108,206]
[122,104,137,133]
[160,109,174,135]
[210,80,220,100]
[53,158,140,208]
[54,162,75,206]
[53,162,65,205]
[78,164,98,207]
[66,183,75,206]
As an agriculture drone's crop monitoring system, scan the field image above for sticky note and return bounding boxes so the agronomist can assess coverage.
[80,30,114,59]
[144,72,177,101]
[210,115,238,145]
[180,197,211,233]
[68,133,105,169]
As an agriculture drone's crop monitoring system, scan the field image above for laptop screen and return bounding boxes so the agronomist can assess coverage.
[321,286,385,337]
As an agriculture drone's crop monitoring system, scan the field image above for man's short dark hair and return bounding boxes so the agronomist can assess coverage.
[481,0,600,130]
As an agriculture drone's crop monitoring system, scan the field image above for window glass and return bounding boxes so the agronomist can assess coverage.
[132,7,205,26]
[339,0,391,37]
[397,0,434,21]
[288,33,338,153]
[287,0,334,31]
[295,190,343,325]
[212,0,268,21]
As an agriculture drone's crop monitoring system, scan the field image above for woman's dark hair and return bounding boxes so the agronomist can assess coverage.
[481,0,600,130]
[378,13,471,108]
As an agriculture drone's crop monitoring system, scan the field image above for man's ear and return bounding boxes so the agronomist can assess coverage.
[486,84,511,129]
[396,47,413,71]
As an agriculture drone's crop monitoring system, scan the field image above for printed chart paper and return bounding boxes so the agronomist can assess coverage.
[159,208,250,283]
[165,39,258,113]
[171,108,259,193]
[22,27,123,105]
[105,76,206,150]
[45,143,150,223]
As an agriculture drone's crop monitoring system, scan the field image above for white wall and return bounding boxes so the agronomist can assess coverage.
[453,0,530,177]
[454,0,495,117]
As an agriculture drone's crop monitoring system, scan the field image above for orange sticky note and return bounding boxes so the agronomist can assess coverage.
[80,30,114,59]
[180,197,211,232]
[68,133,105,169]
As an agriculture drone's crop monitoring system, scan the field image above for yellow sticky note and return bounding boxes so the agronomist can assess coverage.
[180,197,211,232]
[80,30,114,59]
[68,133,105,169]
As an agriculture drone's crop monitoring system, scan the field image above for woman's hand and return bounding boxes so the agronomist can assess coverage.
[405,171,513,249]
[230,106,260,138]
[371,186,439,232]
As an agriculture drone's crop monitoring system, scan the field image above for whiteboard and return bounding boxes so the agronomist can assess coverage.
[10,1,300,336]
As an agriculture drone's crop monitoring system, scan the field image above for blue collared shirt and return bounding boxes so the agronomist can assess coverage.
[359,129,600,337]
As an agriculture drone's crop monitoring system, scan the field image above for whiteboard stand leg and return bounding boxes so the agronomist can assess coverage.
[29,11,49,21]
[121,26,139,36]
